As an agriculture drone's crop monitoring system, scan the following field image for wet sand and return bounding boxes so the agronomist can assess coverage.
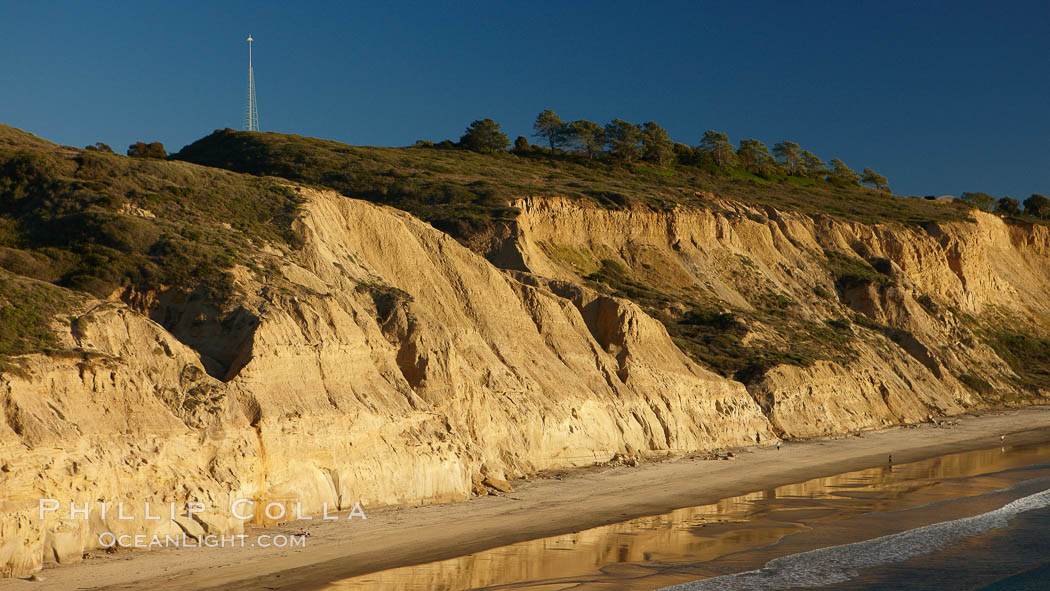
[3,406,1050,591]
[322,440,1050,590]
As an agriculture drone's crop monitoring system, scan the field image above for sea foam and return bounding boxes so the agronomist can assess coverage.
[661,486,1050,590]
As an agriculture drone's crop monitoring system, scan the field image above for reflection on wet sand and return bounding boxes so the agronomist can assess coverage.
[319,443,1050,591]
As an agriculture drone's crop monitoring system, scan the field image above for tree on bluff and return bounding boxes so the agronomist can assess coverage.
[459,119,509,153]
[737,139,776,176]
[532,110,566,151]
[1024,194,1050,218]
[604,119,643,162]
[640,121,674,165]
[512,135,531,153]
[85,142,114,153]
[127,141,167,159]
[861,168,890,192]
[698,130,737,168]
[565,120,605,159]
[828,158,860,185]
[773,141,803,175]
[960,192,996,212]
[996,197,1021,215]
[800,150,826,178]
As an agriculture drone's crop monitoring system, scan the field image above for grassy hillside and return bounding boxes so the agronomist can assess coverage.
[0,125,300,296]
[0,124,302,361]
[0,125,58,151]
[173,129,976,239]
[0,270,79,357]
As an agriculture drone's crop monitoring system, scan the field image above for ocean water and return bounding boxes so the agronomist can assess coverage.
[662,479,1050,590]
[813,506,1050,591]
[322,441,1050,591]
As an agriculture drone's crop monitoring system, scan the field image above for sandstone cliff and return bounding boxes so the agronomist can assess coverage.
[500,196,1050,435]
[1,188,1048,577]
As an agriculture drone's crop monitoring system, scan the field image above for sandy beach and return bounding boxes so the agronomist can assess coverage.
[4,406,1050,591]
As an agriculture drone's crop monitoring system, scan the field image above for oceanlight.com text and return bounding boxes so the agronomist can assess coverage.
[96,532,307,549]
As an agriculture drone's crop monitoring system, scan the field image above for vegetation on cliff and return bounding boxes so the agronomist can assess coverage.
[0,124,302,361]
[980,324,1050,394]
[172,128,978,240]
[0,271,76,358]
[1,122,1047,397]
[580,256,858,384]
[0,125,300,297]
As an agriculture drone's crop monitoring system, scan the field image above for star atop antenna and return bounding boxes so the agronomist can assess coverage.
[247,35,253,42]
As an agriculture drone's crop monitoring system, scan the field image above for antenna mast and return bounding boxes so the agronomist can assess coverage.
[243,35,260,131]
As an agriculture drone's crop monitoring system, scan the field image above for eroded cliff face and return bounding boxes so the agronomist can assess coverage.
[1,190,1047,576]
[500,196,1050,437]
[1,189,774,576]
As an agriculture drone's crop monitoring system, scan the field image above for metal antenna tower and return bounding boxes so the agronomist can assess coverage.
[243,35,260,131]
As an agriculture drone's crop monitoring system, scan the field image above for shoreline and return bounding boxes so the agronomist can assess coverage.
[5,406,1050,591]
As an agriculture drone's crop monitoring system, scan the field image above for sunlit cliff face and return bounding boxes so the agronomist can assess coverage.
[2,188,1049,577]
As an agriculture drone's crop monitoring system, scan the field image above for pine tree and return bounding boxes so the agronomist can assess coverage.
[641,121,674,165]
[698,130,736,168]
[604,119,643,162]
[860,168,890,191]
[773,141,803,175]
[459,119,510,153]
[565,120,605,158]
[532,110,566,151]
[828,158,860,185]
[800,151,826,178]
[737,139,776,175]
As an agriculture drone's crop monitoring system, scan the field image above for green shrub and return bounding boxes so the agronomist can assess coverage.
[958,373,995,395]
[0,273,74,357]
[827,317,852,331]
[823,250,893,288]
[127,141,167,159]
[981,329,1050,391]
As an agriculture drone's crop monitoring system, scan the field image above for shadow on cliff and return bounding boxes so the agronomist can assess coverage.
[123,284,259,381]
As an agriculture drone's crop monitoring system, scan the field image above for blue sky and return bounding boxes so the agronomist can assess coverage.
[1,1,1046,198]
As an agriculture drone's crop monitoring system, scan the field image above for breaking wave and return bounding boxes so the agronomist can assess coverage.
[661,486,1050,590]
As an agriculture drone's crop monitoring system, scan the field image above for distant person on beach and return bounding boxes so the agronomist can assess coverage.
[888,454,892,464]
[776,441,781,451]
